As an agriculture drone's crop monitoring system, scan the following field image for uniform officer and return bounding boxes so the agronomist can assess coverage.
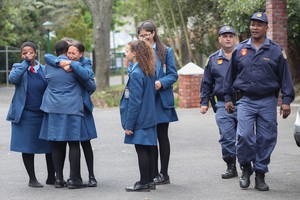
[200,25,238,179]
[223,12,295,191]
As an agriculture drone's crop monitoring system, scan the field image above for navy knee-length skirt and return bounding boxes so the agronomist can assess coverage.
[10,110,52,154]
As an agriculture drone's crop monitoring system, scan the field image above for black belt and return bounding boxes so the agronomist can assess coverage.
[241,91,276,100]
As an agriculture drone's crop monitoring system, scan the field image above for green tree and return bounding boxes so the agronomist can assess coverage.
[0,0,44,47]
[217,0,265,40]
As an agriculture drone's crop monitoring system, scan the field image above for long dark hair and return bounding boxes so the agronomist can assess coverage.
[128,40,155,77]
[137,20,166,64]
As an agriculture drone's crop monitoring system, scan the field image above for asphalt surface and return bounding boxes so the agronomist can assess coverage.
[1,86,300,200]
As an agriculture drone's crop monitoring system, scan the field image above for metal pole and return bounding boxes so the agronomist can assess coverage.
[121,56,124,84]
[47,30,50,53]
[5,46,9,87]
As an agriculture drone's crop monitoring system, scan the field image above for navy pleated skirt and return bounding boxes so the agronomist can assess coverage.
[10,110,52,154]
[124,126,157,146]
[84,109,97,141]
[39,113,89,141]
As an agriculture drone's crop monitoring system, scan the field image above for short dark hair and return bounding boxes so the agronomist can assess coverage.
[20,42,37,53]
[55,40,69,56]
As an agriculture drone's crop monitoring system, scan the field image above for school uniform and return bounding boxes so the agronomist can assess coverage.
[120,62,157,146]
[7,60,52,153]
[152,44,178,183]
[43,54,97,140]
[154,45,178,123]
[39,55,88,141]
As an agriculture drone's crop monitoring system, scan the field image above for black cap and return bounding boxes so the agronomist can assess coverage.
[219,26,236,35]
[250,12,268,24]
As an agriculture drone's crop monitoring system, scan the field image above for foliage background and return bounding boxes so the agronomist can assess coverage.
[1,0,300,100]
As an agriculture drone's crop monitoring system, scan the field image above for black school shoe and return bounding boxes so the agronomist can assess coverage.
[67,179,87,189]
[87,176,97,187]
[154,173,170,185]
[28,179,43,188]
[54,179,66,188]
[148,182,156,190]
[125,181,150,192]
[46,177,56,185]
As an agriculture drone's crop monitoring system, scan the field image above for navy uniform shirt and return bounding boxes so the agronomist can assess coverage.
[200,49,230,106]
[224,37,295,105]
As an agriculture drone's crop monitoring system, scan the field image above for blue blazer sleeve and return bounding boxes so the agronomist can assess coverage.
[70,58,96,94]
[9,60,30,85]
[159,47,178,89]
[44,54,60,68]
[157,47,178,109]
[125,72,143,130]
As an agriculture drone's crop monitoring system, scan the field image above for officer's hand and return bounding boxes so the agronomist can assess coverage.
[200,105,208,114]
[225,101,235,113]
[280,104,291,119]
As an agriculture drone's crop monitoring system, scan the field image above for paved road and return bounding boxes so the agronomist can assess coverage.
[1,87,300,200]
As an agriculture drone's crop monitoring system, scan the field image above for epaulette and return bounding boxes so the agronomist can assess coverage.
[205,49,220,67]
[208,49,220,59]
[239,38,249,44]
[269,39,281,48]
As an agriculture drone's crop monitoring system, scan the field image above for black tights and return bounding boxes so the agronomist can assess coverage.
[154,123,170,177]
[52,141,81,181]
[135,144,156,184]
[22,153,55,182]
[81,140,94,178]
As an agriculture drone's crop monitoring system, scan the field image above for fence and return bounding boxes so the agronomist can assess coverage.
[0,45,40,87]
[0,45,127,87]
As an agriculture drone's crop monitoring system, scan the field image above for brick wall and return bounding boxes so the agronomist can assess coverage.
[178,75,202,108]
[266,0,288,105]
[266,0,288,52]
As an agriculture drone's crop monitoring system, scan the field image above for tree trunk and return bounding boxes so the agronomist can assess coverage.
[84,0,113,90]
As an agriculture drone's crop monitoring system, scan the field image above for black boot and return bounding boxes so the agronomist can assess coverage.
[239,163,253,189]
[222,157,238,179]
[255,171,269,191]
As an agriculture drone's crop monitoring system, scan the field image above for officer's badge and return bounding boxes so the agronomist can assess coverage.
[282,50,287,59]
[241,49,247,56]
[217,59,223,65]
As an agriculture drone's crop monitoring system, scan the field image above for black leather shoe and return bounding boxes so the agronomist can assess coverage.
[46,177,56,185]
[54,179,66,188]
[148,182,156,190]
[67,179,87,189]
[154,173,170,185]
[254,171,269,191]
[239,164,253,189]
[125,182,150,192]
[88,176,97,187]
[28,180,43,188]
